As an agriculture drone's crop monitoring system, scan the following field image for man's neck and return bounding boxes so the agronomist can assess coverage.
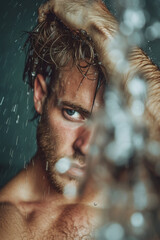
[0,153,106,211]
[22,155,65,203]
[24,154,106,207]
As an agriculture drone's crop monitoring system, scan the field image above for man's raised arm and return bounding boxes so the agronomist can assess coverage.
[39,0,160,136]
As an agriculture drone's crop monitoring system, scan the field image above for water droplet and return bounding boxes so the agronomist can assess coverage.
[130,212,144,227]
[55,157,71,174]
[128,77,146,98]
[16,136,19,146]
[16,115,20,124]
[133,182,148,210]
[63,182,77,199]
[131,100,144,116]
[31,71,36,77]
[11,104,17,113]
[105,223,125,240]
[0,97,4,106]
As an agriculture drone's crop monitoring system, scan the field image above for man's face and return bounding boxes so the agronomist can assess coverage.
[36,63,104,192]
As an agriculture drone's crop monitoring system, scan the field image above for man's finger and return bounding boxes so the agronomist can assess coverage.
[38,2,52,22]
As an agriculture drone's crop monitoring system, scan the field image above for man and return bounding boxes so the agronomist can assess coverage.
[0,3,106,240]
[0,0,160,239]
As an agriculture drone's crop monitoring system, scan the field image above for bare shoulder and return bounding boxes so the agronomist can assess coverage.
[0,181,35,240]
[0,172,33,240]
[0,167,36,204]
[0,169,25,202]
[0,201,28,240]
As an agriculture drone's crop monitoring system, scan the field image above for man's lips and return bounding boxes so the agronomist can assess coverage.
[67,163,86,178]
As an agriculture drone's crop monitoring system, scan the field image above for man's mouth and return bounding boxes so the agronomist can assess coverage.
[55,157,86,178]
[67,163,86,178]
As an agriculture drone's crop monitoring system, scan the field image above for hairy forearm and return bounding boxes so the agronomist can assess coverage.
[128,48,160,133]
[39,0,160,134]
[86,3,160,134]
[86,3,160,82]
[39,0,160,82]
[86,2,119,78]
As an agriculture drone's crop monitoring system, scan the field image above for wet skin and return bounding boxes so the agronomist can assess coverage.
[35,63,105,191]
[0,63,105,239]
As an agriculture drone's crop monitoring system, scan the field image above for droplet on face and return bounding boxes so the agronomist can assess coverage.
[63,182,77,199]
[55,157,71,174]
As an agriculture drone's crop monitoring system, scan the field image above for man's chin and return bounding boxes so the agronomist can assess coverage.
[46,158,86,195]
[50,171,82,195]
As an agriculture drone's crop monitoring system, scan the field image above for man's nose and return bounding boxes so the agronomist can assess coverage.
[73,126,93,155]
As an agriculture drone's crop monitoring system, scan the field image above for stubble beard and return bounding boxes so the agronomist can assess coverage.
[36,104,65,193]
[36,104,85,194]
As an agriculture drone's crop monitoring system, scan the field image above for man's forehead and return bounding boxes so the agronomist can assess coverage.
[52,64,104,112]
[47,61,104,113]
[57,64,98,94]
[59,62,98,84]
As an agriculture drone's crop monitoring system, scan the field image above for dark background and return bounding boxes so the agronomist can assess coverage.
[0,0,160,188]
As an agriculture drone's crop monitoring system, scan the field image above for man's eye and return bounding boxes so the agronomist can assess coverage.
[66,109,76,116]
[63,108,84,121]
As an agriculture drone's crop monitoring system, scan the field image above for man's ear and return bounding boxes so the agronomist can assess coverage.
[34,74,48,114]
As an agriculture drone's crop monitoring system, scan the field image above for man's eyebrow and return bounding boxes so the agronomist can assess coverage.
[59,100,91,117]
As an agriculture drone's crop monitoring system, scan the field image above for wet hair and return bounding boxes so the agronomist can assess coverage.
[23,12,105,119]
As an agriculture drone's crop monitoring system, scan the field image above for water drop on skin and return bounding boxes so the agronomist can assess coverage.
[55,157,71,174]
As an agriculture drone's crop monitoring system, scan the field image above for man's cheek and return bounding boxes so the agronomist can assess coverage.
[56,124,77,144]
[50,117,81,134]
[51,122,79,151]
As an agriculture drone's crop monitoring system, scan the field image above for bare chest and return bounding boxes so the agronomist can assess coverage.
[21,204,99,240]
